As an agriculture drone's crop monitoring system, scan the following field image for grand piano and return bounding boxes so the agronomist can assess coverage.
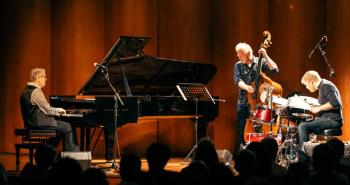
[51,36,219,160]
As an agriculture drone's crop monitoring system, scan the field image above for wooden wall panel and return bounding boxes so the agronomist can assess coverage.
[211,0,270,151]
[1,0,350,155]
[104,0,158,56]
[51,0,105,95]
[51,0,105,155]
[0,0,51,153]
[102,0,161,155]
[158,0,213,63]
[269,0,327,96]
[157,0,214,154]
[326,0,350,140]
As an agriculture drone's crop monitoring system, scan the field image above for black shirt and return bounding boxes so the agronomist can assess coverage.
[318,79,343,122]
[233,56,279,105]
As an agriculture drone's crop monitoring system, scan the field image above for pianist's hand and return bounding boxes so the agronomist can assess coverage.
[56,108,66,115]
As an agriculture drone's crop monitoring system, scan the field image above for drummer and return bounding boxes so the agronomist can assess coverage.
[297,70,343,148]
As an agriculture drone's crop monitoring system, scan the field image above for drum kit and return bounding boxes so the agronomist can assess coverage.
[247,90,317,167]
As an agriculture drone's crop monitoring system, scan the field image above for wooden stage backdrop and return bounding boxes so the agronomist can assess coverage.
[1,0,349,156]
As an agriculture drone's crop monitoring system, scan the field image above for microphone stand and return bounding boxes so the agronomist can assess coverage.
[316,45,336,78]
[97,66,124,173]
[268,87,273,136]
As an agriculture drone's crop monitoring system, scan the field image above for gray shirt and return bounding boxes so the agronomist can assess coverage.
[28,82,61,115]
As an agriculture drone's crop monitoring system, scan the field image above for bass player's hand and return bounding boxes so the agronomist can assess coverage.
[245,85,254,93]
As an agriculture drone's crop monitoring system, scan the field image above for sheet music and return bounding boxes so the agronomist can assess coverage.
[299,96,320,106]
[287,95,312,110]
[272,96,288,106]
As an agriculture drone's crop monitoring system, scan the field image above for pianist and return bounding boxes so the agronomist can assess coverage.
[298,70,343,147]
[20,68,78,151]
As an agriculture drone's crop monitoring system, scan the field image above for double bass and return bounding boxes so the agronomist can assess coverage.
[244,31,283,142]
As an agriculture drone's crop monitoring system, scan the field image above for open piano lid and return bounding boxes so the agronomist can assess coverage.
[78,36,217,96]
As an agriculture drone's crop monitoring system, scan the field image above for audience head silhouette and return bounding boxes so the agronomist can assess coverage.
[181,160,210,185]
[312,143,337,172]
[120,153,142,181]
[326,138,345,162]
[246,141,272,177]
[34,144,56,168]
[146,142,171,173]
[234,149,258,179]
[260,136,279,161]
[209,162,236,185]
[0,163,7,185]
[285,162,310,184]
[193,138,219,166]
[81,167,109,185]
[49,157,83,185]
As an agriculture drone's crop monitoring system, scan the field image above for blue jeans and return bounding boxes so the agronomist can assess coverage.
[298,117,342,147]
[236,104,251,149]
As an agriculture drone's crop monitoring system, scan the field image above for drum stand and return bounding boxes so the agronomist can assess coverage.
[276,108,299,167]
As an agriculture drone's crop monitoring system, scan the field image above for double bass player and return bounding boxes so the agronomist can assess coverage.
[233,42,279,153]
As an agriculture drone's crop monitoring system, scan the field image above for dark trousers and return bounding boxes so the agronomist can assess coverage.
[45,120,76,151]
[56,120,76,151]
[235,104,250,152]
[298,117,342,147]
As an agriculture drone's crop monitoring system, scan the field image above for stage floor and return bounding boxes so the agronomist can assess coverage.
[0,153,189,184]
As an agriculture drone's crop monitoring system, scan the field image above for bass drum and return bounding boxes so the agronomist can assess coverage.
[245,132,282,145]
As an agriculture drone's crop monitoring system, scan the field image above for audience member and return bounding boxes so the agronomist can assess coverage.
[20,144,56,185]
[261,136,286,181]
[209,162,236,185]
[193,138,219,167]
[245,141,272,178]
[234,149,258,185]
[146,142,181,185]
[0,163,7,185]
[310,143,349,185]
[120,153,149,185]
[181,160,210,185]
[81,167,109,185]
[49,157,83,185]
[326,138,350,180]
[282,162,310,185]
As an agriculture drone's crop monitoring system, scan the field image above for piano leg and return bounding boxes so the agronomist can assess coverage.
[104,121,115,161]
[86,128,91,151]
[72,126,79,146]
[197,119,210,141]
[80,128,85,151]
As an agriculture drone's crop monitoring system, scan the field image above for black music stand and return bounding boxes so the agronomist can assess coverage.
[176,83,215,163]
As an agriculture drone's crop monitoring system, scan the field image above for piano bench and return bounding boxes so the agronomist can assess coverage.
[14,128,57,171]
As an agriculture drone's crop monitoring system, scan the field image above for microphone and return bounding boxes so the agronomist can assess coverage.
[93,63,107,69]
[308,36,327,59]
